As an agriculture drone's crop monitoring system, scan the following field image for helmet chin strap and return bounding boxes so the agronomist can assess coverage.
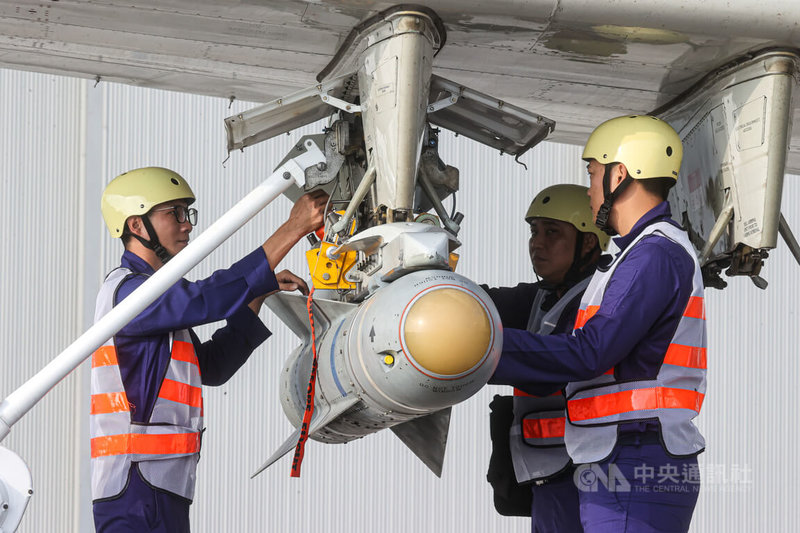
[595,163,632,236]
[130,215,173,264]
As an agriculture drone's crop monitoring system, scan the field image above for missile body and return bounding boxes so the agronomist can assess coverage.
[261,268,502,475]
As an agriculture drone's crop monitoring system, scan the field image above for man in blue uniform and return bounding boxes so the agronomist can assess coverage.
[91,167,327,532]
[485,184,608,533]
[492,116,707,533]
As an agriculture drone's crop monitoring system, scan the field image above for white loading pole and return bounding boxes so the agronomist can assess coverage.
[0,139,322,443]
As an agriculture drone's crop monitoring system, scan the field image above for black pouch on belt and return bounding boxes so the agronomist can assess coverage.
[486,394,532,517]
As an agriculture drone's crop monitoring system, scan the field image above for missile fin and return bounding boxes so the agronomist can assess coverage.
[312,298,358,326]
[390,407,451,477]
[265,292,357,338]
[250,427,302,479]
[251,394,360,478]
[264,292,312,338]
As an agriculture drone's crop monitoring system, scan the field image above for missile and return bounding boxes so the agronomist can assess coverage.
[255,228,502,476]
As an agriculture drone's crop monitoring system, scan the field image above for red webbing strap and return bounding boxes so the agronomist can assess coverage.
[291,287,319,477]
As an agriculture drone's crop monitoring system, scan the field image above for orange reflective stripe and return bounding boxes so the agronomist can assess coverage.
[513,388,531,397]
[91,392,131,415]
[664,344,707,369]
[603,368,614,375]
[92,345,118,367]
[90,432,200,458]
[159,379,202,408]
[523,416,566,439]
[171,340,199,367]
[684,296,705,320]
[574,305,600,329]
[568,387,704,422]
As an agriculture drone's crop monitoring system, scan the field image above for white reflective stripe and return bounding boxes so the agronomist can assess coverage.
[671,317,706,346]
[91,368,124,394]
[150,400,202,426]
[164,358,199,385]
[657,365,706,386]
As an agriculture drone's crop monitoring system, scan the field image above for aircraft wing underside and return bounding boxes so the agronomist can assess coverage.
[1,0,799,171]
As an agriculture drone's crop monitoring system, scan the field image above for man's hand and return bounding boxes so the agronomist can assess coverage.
[262,190,329,268]
[247,270,310,315]
[286,190,329,237]
[275,269,309,295]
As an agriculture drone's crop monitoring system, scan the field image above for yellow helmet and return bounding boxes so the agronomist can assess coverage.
[582,115,683,180]
[526,184,610,250]
[101,167,195,238]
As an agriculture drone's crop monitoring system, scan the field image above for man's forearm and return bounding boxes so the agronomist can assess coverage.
[261,222,305,267]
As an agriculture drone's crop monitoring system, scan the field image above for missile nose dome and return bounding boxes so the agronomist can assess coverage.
[402,288,493,376]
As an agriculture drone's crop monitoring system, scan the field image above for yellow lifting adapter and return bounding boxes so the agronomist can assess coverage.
[448,252,459,272]
[306,241,358,290]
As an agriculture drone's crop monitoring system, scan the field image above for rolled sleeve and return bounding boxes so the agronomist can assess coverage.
[231,247,280,297]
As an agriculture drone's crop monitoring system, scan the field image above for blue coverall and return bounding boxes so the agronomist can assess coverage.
[93,248,279,532]
[492,203,702,533]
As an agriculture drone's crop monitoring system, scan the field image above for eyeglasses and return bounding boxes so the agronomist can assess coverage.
[151,205,198,226]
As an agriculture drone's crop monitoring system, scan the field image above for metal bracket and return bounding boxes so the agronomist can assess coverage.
[273,138,326,187]
[699,203,734,265]
[320,94,362,114]
[331,165,376,235]
[417,170,460,236]
[427,93,459,113]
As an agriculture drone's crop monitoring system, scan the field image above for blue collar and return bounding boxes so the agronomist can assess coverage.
[121,249,156,275]
[612,201,677,254]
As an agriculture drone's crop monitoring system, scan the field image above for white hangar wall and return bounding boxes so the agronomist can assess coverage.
[1,68,799,532]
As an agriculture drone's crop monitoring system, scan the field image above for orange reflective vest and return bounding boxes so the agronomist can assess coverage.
[509,278,589,482]
[564,222,706,463]
[90,268,204,501]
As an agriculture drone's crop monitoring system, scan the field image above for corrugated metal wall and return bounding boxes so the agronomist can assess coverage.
[1,67,799,532]
[0,70,89,532]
